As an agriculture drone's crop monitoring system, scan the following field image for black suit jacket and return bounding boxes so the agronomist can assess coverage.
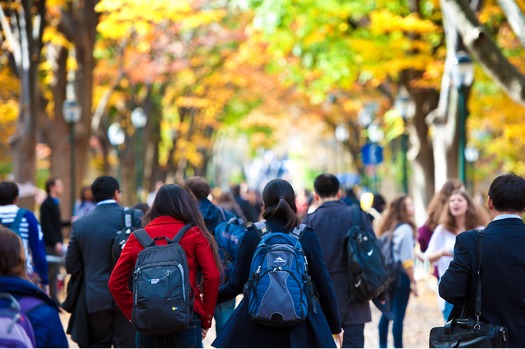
[65,202,142,314]
[439,217,525,347]
[302,200,372,325]
[40,196,63,247]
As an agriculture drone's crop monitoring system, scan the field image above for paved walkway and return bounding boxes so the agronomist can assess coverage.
[61,271,444,348]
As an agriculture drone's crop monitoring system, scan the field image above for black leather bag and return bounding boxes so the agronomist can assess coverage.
[429,230,508,348]
[429,318,507,348]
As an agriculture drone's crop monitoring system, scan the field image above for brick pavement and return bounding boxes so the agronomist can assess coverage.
[61,272,444,348]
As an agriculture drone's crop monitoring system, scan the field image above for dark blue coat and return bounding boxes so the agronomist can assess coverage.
[439,217,525,347]
[212,218,341,348]
[0,276,68,348]
[197,198,234,233]
[302,200,372,326]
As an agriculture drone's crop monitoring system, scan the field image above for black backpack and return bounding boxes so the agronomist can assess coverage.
[111,207,136,267]
[345,205,390,302]
[131,224,194,334]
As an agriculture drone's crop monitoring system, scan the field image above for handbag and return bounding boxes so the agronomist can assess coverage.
[429,230,508,348]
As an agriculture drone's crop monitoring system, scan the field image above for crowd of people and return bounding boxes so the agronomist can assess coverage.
[0,172,524,348]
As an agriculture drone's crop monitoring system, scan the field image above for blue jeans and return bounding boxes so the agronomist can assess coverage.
[378,273,411,348]
[214,298,236,335]
[136,313,203,348]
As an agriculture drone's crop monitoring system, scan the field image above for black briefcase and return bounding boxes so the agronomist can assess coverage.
[429,318,507,348]
[430,230,508,348]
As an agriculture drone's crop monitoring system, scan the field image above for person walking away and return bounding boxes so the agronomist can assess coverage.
[212,178,343,348]
[0,227,68,347]
[40,177,69,305]
[65,176,143,347]
[424,189,488,320]
[231,183,259,225]
[184,176,237,335]
[0,181,49,294]
[440,174,525,347]
[302,173,374,348]
[109,183,221,347]
[215,190,248,223]
[376,195,418,348]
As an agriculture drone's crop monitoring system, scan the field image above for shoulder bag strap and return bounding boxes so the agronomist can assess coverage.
[133,229,154,248]
[122,207,132,230]
[474,229,484,322]
[351,204,362,228]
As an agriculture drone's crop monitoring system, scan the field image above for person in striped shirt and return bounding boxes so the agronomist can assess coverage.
[0,181,49,294]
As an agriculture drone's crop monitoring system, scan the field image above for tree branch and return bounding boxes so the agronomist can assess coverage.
[497,0,525,47]
[442,0,525,105]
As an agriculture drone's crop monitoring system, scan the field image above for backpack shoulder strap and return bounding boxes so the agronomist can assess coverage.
[289,224,307,240]
[253,221,271,238]
[133,229,154,248]
[18,296,45,314]
[10,208,28,234]
[351,204,362,228]
[172,224,194,244]
[218,207,227,222]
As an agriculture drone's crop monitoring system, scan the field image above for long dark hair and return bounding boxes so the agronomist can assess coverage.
[143,184,222,271]
[261,178,300,231]
[0,227,27,278]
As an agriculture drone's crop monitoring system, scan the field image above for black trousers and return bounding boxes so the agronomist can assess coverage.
[87,309,135,348]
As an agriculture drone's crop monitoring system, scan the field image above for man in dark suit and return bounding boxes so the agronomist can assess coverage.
[40,177,68,304]
[65,176,143,347]
[302,173,373,348]
[440,173,525,347]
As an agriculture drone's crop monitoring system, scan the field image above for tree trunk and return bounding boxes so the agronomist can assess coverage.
[9,0,46,210]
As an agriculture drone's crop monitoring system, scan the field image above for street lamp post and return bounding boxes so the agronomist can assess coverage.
[335,124,349,176]
[464,145,479,193]
[131,108,147,202]
[63,99,81,217]
[451,51,474,184]
[395,93,410,194]
[108,122,126,184]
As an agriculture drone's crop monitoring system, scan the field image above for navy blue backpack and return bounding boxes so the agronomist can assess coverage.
[244,222,312,327]
[214,216,245,282]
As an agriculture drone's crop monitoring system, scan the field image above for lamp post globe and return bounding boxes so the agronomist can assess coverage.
[108,122,125,146]
[131,108,147,202]
[63,99,81,217]
[108,122,125,184]
[131,107,147,128]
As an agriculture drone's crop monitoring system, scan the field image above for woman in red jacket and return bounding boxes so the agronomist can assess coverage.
[109,183,221,348]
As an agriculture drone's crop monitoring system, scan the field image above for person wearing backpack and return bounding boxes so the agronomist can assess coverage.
[65,176,142,347]
[109,183,221,348]
[212,178,343,348]
[0,181,49,294]
[184,176,238,336]
[376,195,418,348]
[302,174,375,348]
[0,227,68,348]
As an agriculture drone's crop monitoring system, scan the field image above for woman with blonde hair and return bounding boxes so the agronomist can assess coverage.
[424,189,489,320]
[0,227,68,347]
[376,195,418,348]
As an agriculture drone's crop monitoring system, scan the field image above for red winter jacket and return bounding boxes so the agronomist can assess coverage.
[108,216,220,329]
